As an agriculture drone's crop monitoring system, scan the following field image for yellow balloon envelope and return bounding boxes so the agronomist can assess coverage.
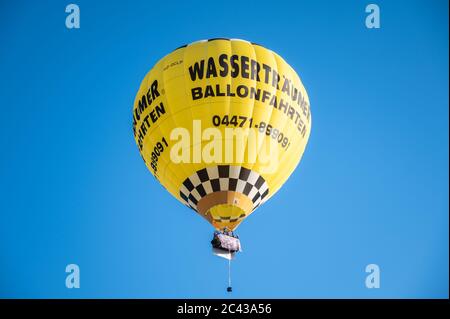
[133,38,311,231]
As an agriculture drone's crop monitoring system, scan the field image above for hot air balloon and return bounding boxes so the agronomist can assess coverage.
[133,38,311,291]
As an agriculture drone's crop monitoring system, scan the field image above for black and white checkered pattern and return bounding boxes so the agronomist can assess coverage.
[179,165,269,213]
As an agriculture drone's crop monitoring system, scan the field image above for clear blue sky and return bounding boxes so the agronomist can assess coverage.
[0,0,448,298]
